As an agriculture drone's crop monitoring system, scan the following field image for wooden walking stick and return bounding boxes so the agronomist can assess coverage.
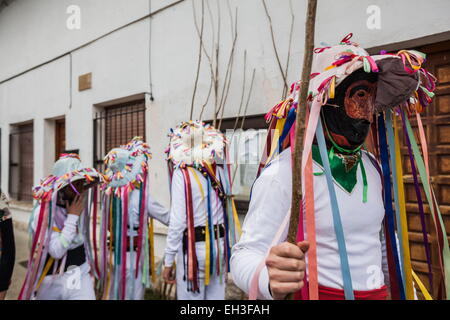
[287,0,317,244]
[285,0,317,301]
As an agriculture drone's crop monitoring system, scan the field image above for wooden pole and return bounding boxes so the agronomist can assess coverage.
[287,0,317,244]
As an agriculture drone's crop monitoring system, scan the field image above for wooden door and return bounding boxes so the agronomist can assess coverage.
[402,40,450,298]
[55,118,66,160]
[9,123,34,202]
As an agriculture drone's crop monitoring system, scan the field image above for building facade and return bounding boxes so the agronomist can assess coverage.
[1,0,450,296]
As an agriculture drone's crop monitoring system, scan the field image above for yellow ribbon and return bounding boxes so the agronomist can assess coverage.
[231,198,242,237]
[394,118,414,299]
[268,118,286,161]
[412,270,433,300]
[149,218,156,284]
[329,76,336,99]
[36,257,54,290]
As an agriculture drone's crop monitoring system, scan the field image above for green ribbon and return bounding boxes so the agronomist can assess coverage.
[404,112,450,299]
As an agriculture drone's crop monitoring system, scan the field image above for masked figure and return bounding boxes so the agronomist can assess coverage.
[99,137,169,300]
[19,154,105,300]
[231,34,447,300]
[163,121,241,300]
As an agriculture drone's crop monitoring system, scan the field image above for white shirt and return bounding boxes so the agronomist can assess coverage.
[231,147,389,299]
[164,166,225,267]
[30,204,90,274]
[127,191,170,237]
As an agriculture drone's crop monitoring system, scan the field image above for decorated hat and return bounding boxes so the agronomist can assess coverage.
[167,120,226,168]
[305,33,429,112]
[103,137,152,192]
[32,153,106,201]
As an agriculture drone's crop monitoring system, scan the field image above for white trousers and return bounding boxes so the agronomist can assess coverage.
[36,263,95,300]
[176,239,226,300]
[107,251,145,300]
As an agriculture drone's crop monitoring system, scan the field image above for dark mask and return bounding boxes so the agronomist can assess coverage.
[322,69,378,149]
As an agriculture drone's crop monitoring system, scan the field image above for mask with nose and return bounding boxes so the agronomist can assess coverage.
[321,69,378,150]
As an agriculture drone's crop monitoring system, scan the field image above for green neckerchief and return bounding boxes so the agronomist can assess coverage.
[312,144,368,202]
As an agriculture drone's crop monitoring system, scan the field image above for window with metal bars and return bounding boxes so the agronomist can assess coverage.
[93,100,146,172]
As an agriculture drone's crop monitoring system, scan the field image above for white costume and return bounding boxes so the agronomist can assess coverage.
[102,138,170,300]
[33,208,95,300]
[20,153,105,300]
[231,148,390,299]
[164,120,241,300]
[124,191,169,300]
[165,167,226,300]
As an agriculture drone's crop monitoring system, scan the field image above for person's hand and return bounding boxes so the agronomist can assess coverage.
[163,266,176,284]
[266,241,309,300]
[66,195,85,216]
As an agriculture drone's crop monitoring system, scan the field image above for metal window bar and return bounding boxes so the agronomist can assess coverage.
[93,100,146,172]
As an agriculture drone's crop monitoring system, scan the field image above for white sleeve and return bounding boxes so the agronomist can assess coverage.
[230,167,290,300]
[147,194,170,226]
[48,214,80,259]
[164,169,187,267]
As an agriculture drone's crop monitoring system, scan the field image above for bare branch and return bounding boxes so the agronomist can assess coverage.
[199,72,214,120]
[261,0,289,98]
[190,0,205,120]
[218,7,238,130]
[283,0,295,99]
[231,68,256,187]
[213,0,222,127]
[233,50,247,132]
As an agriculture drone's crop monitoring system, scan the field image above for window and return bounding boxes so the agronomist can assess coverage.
[9,122,34,202]
[210,115,268,214]
[93,99,146,171]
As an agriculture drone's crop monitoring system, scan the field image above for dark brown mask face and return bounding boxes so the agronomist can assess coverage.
[322,70,378,149]
[344,80,377,122]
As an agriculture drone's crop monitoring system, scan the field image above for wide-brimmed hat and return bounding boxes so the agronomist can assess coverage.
[167,120,225,168]
[311,34,434,110]
[103,137,151,193]
[32,153,105,201]
[266,33,435,124]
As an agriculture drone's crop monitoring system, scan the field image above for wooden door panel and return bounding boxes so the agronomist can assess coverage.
[405,40,450,297]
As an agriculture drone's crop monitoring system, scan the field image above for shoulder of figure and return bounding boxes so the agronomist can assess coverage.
[258,148,292,184]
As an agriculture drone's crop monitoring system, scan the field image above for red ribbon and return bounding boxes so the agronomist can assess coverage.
[181,168,199,292]
[121,189,128,299]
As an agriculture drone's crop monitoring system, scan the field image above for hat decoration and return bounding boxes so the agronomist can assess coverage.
[250,33,448,301]
[103,136,152,197]
[167,120,226,168]
[32,153,106,201]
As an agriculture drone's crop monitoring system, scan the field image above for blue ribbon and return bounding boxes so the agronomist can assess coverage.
[316,117,354,299]
[206,178,215,276]
[377,113,406,299]
[385,111,407,291]
[278,107,297,151]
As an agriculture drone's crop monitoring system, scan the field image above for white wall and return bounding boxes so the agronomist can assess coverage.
[0,0,449,213]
